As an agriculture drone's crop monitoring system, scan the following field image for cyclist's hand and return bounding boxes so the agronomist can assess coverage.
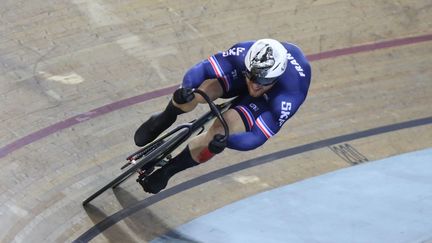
[209,134,227,154]
[173,87,195,104]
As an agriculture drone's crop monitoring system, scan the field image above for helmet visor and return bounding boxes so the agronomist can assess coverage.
[244,71,277,86]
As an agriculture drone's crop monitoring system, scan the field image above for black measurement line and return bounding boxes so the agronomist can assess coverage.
[75,116,432,243]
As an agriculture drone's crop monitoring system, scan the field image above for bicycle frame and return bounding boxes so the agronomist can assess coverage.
[82,89,231,205]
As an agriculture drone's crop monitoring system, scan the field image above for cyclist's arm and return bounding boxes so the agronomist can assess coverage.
[227,93,306,151]
[182,43,243,89]
[227,111,278,151]
[182,59,218,88]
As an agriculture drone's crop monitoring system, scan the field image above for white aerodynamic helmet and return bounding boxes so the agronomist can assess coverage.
[244,39,288,85]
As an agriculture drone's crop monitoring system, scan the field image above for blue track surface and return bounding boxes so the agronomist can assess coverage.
[152,148,432,243]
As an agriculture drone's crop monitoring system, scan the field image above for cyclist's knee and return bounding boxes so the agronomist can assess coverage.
[194,94,208,104]
[197,79,224,103]
[208,121,225,137]
[217,109,246,134]
[172,98,197,113]
[171,87,197,112]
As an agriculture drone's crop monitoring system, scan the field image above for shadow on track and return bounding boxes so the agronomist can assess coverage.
[113,187,201,243]
[83,204,136,243]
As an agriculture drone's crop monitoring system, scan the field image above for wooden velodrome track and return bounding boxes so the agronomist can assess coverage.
[1,0,431,242]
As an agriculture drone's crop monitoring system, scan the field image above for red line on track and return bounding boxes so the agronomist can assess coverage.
[1,33,431,158]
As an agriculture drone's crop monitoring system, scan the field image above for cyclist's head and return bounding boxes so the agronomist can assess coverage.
[244,39,288,86]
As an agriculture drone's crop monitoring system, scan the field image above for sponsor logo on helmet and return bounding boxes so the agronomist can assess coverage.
[251,45,275,68]
[249,45,276,78]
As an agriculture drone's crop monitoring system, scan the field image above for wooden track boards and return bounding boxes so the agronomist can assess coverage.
[0,1,431,242]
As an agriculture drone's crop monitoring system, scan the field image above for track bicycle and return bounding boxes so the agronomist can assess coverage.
[82,89,231,205]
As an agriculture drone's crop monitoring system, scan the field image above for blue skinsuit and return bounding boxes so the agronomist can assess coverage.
[182,41,311,151]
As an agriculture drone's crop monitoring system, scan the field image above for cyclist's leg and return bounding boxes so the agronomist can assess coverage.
[134,79,223,147]
[188,108,245,162]
[139,108,245,194]
[140,95,267,194]
[188,94,268,162]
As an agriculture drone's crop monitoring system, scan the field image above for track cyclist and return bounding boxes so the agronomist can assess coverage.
[134,39,311,194]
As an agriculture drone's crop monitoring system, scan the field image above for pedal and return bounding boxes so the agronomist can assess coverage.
[139,165,155,175]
